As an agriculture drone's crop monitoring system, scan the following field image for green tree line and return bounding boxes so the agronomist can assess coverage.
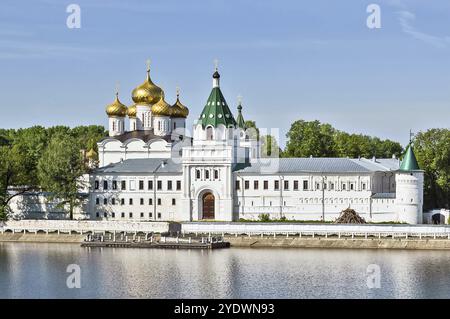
[0,125,107,220]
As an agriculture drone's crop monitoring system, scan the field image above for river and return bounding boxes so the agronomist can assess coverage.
[0,242,449,298]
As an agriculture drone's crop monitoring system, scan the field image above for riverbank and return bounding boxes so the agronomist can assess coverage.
[0,233,84,243]
[2,232,450,250]
[225,236,450,250]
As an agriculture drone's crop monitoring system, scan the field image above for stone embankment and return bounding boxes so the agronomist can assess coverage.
[225,236,450,250]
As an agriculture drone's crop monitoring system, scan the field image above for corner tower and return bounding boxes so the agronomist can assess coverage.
[395,143,424,224]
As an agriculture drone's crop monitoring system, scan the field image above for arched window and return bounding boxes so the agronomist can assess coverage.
[196,169,201,179]
[173,122,177,130]
[205,170,210,179]
[206,127,213,140]
[112,121,116,131]
[158,121,161,131]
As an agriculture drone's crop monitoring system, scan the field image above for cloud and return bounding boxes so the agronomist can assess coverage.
[397,10,450,48]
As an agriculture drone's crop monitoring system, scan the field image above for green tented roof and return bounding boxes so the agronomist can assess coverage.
[400,144,420,171]
[198,87,236,127]
[236,104,246,129]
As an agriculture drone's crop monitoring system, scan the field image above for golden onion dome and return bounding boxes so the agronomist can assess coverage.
[171,89,189,118]
[106,93,127,117]
[127,104,137,118]
[131,63,163,105]
[151,91,173,117]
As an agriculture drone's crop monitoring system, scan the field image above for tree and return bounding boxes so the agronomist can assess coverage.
[284,119,404,159]
[260,135,282,157]
[0,143,37,220]
[284,120,337,157]
[244,120,260,140]
[37,134,87,220]
[414,129,450,210]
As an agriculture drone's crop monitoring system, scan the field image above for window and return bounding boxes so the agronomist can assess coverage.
[149,213,153,218]
[121,181,126,190]
[294,181,299,190]
[121,212,125,218]
[323,183,327,190]
[214,170,219,179]
[167,181,172,190]
[263,180,268,190]
[172,198,176,205]
[103,198,107,205]
[104,212,107,218]
[342,183,346,190]
[139,180,144,190]
[157,213,162,219]
[111,198,116,205]
[149,198,153,205]
[235,180,240,190]
[94,180,99,190]
[140,212,144,218]
[95,198,100,205]
[244,180,249,190]
[121,198,125,205]
[205,170,210,179]
[316,183,320,190]
[129,213,133,218]
[96,212,99,218]
[362,183,366,190]
[157,180,162,190]
[103,181,108,190]
[129,198,133,205]
[176,181,181,191]
[350,183,354,190]
[196,170,201,179]
[254,180,259,190]
[284,180,289,190]
[206,127,213,140]
[112,212,115,218]
[148,180,153,190]
[274,180,279,190]
[330,183,334,190]
[157,198,161,205]
[303,180,308,190]
[112,181,117,190]
[140,198,144,205]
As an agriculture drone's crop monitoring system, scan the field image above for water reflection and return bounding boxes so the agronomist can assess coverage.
[0,243,449,299]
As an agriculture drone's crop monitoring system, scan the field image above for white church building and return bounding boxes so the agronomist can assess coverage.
[87,62,425,224]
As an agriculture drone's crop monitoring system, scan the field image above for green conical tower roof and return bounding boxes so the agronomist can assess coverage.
[198,70,236,128]
[400,144,420,171]
[236,102,246,129]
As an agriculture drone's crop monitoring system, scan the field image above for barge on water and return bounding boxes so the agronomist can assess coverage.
[81,233,229,250]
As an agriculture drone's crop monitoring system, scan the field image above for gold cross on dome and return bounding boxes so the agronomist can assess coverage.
[213,58,219,71]
[115,82,120,97]
[176,86,180,97]
[146,59,151,71]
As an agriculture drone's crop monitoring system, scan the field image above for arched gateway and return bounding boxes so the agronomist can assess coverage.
[202,192,215,220]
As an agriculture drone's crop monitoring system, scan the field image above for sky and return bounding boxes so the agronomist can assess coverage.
[0,0,449,148]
